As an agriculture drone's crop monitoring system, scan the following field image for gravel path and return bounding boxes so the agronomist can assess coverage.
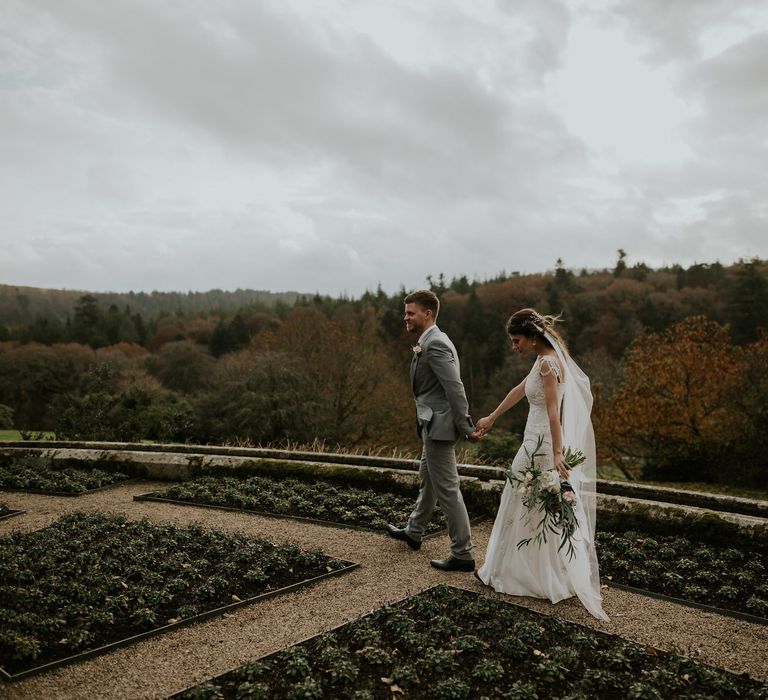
[1,481,766,699]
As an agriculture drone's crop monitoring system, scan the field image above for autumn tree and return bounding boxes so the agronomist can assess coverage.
[147,340,215,394]
[196,350,319,444]
[0,343,95,429]
[55,362,195,443]
[596,317,748,483]
[149,318,186,351]
[260,306,413,445]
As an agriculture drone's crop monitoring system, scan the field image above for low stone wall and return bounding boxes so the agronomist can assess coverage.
[1,440,500,479]
[598,479,768,519]
[4,443,768,551]
[5,440,766,518]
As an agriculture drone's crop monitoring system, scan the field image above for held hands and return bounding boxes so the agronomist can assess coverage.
[468,415,494,441]
[474,415,494,436]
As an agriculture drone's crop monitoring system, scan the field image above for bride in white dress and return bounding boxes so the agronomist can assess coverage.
[475,309,608,621]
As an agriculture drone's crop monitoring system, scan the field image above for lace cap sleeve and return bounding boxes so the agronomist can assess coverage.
[538,355,563,383]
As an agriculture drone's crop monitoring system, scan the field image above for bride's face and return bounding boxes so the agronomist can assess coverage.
[509,334,536,355]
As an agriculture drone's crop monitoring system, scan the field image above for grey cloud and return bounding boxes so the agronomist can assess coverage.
[2,1,765,296]
[498,0,571,77]
[43,3,503,152]
[30,0,582,206]
[609,0,760,62]
[685,32,768,139]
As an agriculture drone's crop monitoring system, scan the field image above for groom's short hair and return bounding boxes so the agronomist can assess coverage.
[404,290,440,318]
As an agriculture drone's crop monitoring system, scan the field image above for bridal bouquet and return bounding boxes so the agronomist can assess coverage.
[506,435,586,560]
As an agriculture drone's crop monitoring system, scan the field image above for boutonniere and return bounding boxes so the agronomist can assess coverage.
[412,344,422,355]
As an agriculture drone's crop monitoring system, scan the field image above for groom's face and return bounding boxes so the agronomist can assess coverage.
[404,303,432,334]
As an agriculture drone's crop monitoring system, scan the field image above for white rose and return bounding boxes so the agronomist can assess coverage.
[540,470,561,493]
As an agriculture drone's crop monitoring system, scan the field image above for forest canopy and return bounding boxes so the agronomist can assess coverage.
[1,256,765,486]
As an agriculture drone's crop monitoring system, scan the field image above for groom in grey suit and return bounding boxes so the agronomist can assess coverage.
[386,289,477,571]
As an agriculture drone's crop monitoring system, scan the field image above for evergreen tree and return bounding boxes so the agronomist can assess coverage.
[728,258,768,343]
[613,249,627,277]
[23,315,66,344]
[209,313,250,357]
[71,295,108,347]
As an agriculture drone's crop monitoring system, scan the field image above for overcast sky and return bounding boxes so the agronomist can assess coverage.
[2,0,766,297]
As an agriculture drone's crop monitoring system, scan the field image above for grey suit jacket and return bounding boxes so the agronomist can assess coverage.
[410,326,474,441]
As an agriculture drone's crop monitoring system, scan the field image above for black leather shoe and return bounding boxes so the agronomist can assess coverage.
[385,524,421,551]
[430,555,475,572]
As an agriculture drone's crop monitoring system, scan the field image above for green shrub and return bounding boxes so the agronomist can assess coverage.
[433,677,470,700]
[472,430,521,465]
[0,404,14,429]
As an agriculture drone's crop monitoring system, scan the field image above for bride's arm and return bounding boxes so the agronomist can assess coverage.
[542,371,567,478]
[475,378,526,433]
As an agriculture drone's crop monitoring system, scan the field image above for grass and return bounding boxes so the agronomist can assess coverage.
[0,430,55,441]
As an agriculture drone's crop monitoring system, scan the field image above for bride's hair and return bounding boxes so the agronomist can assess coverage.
[506,308,567,351]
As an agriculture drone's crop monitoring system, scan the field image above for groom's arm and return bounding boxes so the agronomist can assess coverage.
[426,339,475,437]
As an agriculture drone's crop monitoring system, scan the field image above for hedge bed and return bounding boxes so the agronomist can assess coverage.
[135,474,456,535]
[597,529,768,621]
[174,584,768,700]
[0,512,357,680]
[0,454,132,495]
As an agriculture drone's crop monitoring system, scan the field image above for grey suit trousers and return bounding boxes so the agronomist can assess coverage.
[406,432,474,560]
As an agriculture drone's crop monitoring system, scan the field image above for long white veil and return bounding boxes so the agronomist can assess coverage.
[545,331,607,620]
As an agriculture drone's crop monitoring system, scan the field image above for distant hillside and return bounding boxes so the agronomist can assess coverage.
[0,285,301,326]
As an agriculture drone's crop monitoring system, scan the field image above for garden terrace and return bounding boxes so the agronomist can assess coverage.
[0,446,766,698]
